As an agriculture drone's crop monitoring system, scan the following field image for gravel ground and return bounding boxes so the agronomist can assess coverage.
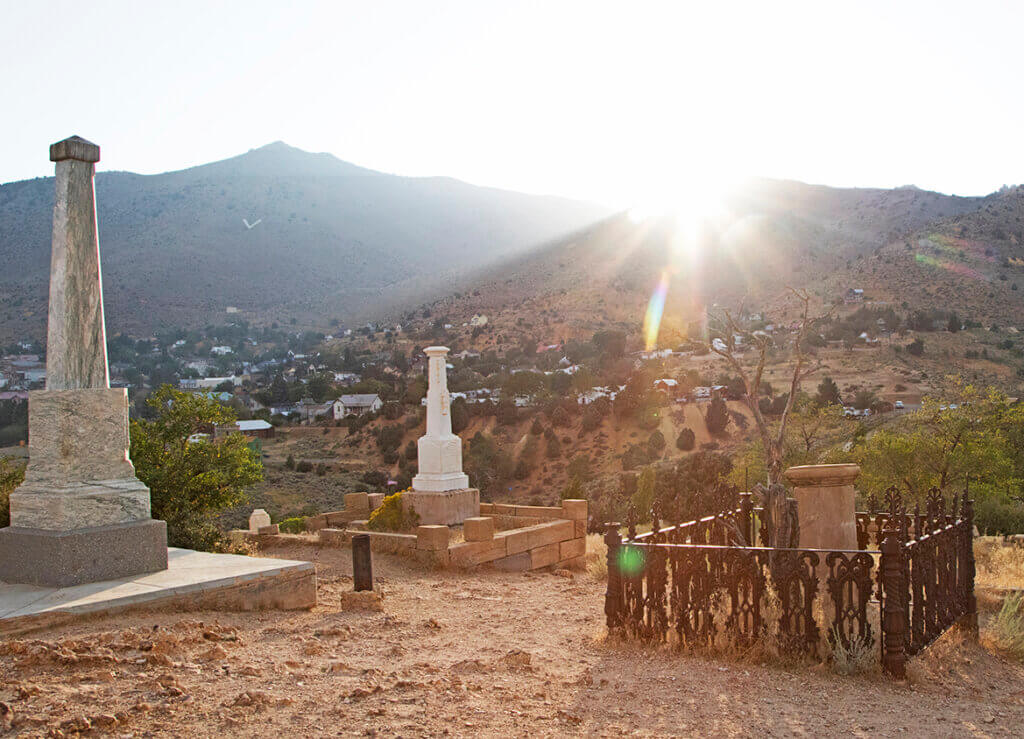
[1,540,1022,737]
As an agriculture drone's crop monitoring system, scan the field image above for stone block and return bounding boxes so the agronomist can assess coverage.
[349,520,369,531]
[559,555,586,571]
[530,542,561,569]
[318,528,349,547]
[559,537,586,561]
[478,502,495,515]
[514,504,562,519]
[490,503,517,516]
[526,520,574,550]
[463,516,495,542]
[305,514,328,532]
[416,525,450,551]
[491,552,531,572]
[411,548,449,568]
[449,539,506,568]
[344,492,370,512]
[367,493,385,511]
[0,519,168,588]
[574,520,587,538]
[365,531,417,554]
[257,524,280,535]
[404,488,479,526]
[500,527,532,555]
[19,389,137,491]
[561,499,588,520]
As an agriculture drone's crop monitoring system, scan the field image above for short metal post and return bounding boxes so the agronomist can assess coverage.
[964,497,978,635]
[352,533,373,592]
[604,523,623,629]
[880,532,907,678]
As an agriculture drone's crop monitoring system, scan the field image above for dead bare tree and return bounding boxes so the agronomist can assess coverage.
[708,288,832,484]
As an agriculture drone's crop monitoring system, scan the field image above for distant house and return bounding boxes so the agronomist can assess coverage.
[333,371,361,384]
[578,386,618,405]
[211,345,233,355]
[299,397,333,423]
[333,394,383,419]
[653,378,679,395]
[470,314,488,327]
[845,288,865,303]
[179,375,240,390]
[215,419,275,439]
[454,349,480,360]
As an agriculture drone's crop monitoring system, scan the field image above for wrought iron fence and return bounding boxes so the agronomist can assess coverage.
[604,487,976,677]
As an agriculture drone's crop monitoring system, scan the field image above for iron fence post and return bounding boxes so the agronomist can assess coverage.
[604,523,623,629]
[964,498,978,635]
[880,532,908,678]
[738,491,753,546]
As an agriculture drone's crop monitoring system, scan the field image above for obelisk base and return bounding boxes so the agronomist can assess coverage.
[403,488,480,526]
[0,519,168,587]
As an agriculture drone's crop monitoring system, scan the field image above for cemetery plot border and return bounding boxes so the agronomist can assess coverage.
[604,488,976,677]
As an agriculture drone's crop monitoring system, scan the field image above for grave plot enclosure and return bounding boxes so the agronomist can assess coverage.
[603,487,977,677]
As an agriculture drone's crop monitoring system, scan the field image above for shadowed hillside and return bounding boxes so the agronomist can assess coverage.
[0,142,609,339]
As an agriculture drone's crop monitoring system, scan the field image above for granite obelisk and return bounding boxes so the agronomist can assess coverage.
[0,136,167,587]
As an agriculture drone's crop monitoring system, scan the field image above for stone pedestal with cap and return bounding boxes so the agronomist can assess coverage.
[783,463,860,552]
[0,136,167,587]
[405,346,479,525]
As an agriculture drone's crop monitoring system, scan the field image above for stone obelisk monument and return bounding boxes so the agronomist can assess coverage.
[405,346,479,525]
[0,136,167,587]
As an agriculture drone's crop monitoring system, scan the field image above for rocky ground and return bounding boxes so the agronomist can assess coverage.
[2,541,1023,737]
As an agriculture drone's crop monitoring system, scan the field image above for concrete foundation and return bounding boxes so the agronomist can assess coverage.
[0,548,316,636]
[403,488,480,526]
[0,519,168,587]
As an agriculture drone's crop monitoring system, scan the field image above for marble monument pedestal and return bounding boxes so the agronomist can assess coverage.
[783,463,860,551]
[407,430,479,525]
[0,387,168,587]
[403,488,480,526]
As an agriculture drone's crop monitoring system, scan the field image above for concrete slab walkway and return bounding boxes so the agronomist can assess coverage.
[0,548,316,635]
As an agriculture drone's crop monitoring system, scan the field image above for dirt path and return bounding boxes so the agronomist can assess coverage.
[2,541,1023,737]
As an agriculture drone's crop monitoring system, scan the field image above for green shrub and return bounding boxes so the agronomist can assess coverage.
[278,516,306,534]
[296,460,314,473]
[975,498,1024,535]
[285,454,296,470]
[676,428,696,451]
[367,490,420,532]
[0,457,26,527]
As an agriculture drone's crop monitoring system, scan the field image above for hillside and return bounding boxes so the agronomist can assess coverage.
[0,142,609,340]
[408,181,1024,337]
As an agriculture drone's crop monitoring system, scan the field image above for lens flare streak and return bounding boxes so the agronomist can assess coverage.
[643,270,670,351]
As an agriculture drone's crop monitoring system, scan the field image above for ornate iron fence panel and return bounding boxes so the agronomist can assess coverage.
[605,486,977,678]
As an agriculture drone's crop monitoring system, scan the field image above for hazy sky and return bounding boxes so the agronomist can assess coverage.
[2,0,1021,206]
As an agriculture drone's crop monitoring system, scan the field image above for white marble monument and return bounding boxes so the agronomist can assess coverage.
[0,136,168,587]
[405,346,479,525]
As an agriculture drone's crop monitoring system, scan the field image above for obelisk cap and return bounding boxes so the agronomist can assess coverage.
[50,135,100,163]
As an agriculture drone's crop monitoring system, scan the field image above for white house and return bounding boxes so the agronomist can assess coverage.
[470,314,488,327]
[179,375,241,390]
[333,394,383,419]
[211,345,233,355]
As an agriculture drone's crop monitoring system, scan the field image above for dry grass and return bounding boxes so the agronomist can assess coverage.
[830,628,879,676]
[983,593,1024,659]
[585,533,607,580]
[974,537,1024,590]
